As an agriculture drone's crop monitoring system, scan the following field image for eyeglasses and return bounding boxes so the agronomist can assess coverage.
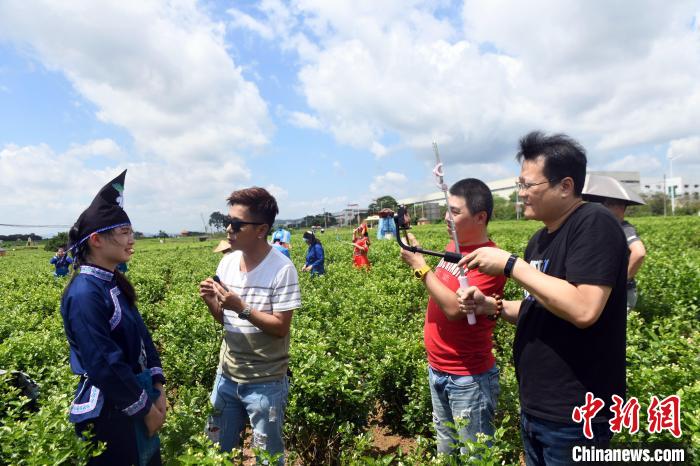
[225,216,265,233]
[516,180,550,191]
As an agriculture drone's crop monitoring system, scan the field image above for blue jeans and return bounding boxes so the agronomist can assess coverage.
[520,411,612,466]
[207,372,289,465]
[626,281,638,312]
[428,365,500,455]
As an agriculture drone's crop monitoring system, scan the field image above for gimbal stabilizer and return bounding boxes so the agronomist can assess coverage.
[393,205,463,264]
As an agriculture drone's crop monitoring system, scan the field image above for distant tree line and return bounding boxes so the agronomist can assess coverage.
[627,192,700,216]
[0,233,43,242]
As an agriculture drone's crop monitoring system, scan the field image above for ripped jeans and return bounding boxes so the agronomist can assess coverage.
[428,365,500,456]
[207,372,289,465]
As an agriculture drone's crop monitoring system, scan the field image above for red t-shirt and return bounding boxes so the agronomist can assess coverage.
[424,240,506,375]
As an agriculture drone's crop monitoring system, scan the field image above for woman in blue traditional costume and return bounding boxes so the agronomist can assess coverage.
[61,170,166,465]
[302,230,325,276]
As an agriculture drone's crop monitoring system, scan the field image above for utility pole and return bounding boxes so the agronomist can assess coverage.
[663,174,667,217]
[667,148,690,216]
[200,213,209,236]
[348,203,358,226]
[669,157,676,215]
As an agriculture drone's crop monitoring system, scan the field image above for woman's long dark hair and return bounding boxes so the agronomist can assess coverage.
[303,230,321,246]
[62,227,136,306]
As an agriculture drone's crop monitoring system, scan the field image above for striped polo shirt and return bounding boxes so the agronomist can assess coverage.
[216,247,301,383]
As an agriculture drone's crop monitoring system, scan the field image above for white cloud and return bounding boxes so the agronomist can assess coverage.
[227,8,274,40]
[242,0,699,169]
[0,141,251,235]
[287,111,323,129]
[0,0,273,163]
[63,139,125,160]
[0,143,102,213]
[369,171,408,196]
[451,162,516,182]
[461,0,700,152]
[603,154,663,174]
[265,184,289,201]
[370,141,388,158]
[667,136,700,163]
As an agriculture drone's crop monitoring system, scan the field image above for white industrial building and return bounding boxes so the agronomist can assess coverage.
[640,177,700,198]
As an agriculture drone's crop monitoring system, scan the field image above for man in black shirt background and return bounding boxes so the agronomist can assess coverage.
[456,132,628,465]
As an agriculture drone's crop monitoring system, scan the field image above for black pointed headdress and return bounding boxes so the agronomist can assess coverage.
[68,170,131,251]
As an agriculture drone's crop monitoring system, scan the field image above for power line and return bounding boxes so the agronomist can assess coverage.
[0,223,70,228]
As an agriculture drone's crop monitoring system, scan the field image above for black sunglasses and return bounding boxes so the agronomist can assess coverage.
[224,216,265,233]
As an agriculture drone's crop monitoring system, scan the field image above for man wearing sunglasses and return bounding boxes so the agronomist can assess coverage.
[456,132,628,465]
[199,187,300,465]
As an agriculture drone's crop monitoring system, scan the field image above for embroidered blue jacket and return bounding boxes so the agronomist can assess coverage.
[60,265,165,422]
[305,243,325,275]
[50,255,73,277]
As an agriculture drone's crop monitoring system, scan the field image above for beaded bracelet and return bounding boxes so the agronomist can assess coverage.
[488,294,503,321]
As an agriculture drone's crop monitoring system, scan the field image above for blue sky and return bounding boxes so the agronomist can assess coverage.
[1,0,699,236]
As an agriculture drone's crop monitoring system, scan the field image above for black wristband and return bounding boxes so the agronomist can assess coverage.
[503,254,518,278]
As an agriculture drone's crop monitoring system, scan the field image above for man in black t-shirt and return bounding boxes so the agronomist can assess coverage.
[455,132,628,465]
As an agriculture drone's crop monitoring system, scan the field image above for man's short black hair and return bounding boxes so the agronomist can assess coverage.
[516,131,587,196]
[449,178,494,224]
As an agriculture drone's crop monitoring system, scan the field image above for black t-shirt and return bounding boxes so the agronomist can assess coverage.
[514,202,628,424]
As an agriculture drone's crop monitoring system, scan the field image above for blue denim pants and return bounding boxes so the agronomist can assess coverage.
[207,372,289,465]
[428,364,500,455]
[626,281,638,312]
[520,411,613,466]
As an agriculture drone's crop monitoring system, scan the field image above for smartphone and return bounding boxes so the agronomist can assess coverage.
[396,205,411,230]
[212,275,228,291]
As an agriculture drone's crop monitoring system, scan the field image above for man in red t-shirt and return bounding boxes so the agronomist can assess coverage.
[400,178,506,456]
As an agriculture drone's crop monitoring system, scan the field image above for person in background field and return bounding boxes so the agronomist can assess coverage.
[61,170,166,465]
[213,239,233,255]
[400,178,505,458]
[377,209,396,240]
[272,237,291,259]
[581,175,647,312]
[271,225,291,249]
[351,224,371,269]
[50,246,73,277]
[457,132,627,465]
[302,231,324,276]
[199,187,300,465]
[602,199,646,311]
